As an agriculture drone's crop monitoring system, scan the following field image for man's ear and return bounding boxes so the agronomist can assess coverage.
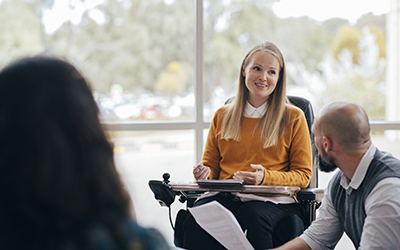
[322,135,333,153]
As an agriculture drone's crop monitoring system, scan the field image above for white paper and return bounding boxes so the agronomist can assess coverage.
[188,201,254,250]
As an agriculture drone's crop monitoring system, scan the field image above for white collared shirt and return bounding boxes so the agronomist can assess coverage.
[339,143,376,195]
[301,144,400,249]
[243,101,267,118]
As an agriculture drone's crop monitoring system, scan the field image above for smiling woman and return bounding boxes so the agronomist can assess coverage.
[185,41,312,249]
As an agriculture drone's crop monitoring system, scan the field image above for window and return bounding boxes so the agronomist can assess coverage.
[2,0,400,246]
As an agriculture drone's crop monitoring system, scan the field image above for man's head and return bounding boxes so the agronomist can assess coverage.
[312,101,371,173]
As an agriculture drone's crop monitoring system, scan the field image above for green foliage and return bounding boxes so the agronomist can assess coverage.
[330,13,386,65]
[0,0,388,120]
[331,24,363,64]
[0,0,43,67]
[155,61,187,96]
[314,25,386,119]
[369,25,386,58]
[319,75,385,120]
[45,0,194,94]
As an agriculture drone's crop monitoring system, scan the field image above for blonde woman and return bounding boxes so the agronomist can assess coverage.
[183,41,313,249]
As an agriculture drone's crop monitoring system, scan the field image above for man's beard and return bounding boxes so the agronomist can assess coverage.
[315,149,338,173]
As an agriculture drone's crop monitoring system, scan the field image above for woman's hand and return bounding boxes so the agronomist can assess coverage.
[193,163,211,181]
[233,164,265,185]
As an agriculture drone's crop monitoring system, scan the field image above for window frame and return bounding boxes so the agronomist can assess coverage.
[103,0,400,164]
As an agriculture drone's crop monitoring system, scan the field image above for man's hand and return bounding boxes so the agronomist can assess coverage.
[233,164,265,185]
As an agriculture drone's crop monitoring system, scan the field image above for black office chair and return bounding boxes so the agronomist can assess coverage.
[149,95,324,248]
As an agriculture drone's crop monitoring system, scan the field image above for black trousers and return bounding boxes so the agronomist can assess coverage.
[182,192,304,250]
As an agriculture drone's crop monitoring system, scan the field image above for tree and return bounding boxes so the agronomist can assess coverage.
[0,0,388,121]
[331,24,363,64]
[0,0,43,68]
[315,26,385,119]
[155,61,187,97]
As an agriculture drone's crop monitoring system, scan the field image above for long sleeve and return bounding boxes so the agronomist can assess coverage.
[359,177,400,249]
[300,177,400,250]
[300,174,345,250]
[202,107,224,180]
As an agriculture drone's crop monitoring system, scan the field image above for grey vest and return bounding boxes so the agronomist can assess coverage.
[331,149,400,248]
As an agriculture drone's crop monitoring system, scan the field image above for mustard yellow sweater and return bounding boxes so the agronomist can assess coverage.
[202,104,312,188]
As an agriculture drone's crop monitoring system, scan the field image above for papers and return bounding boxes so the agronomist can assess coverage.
[188,201,254,250]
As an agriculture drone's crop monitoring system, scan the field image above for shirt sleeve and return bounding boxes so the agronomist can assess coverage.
[359,177,400,250]
[300,172,345,250]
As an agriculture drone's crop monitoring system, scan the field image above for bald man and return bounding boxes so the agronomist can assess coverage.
[271,101,400,250]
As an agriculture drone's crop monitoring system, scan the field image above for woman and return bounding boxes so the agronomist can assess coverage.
[0,56,169,250]
[183,41,313,249]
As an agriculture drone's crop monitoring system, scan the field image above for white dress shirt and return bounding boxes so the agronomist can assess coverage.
[300,144,400,249]
[244,101,267,118]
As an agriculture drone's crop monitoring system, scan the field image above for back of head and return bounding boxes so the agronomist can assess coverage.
[315,100,371,152]
[0,56,130,249]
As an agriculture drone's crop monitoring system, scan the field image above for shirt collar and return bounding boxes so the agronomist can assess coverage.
[340,143,377,194]
[244,101,267,118]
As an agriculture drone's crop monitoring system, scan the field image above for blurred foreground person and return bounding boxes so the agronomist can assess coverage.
[0,56,169,250]
[271,101,400,250]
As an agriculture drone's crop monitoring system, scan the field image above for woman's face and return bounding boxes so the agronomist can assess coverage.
[242,50,280,107]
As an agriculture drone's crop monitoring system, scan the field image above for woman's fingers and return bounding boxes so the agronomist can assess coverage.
[198,167,210,180]
[193,163,210,180]
[234,164,265,185]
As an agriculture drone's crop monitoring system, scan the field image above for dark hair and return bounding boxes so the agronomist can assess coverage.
[0,56,132,249]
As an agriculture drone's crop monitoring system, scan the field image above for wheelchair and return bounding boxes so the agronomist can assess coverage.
[149,96,324,248]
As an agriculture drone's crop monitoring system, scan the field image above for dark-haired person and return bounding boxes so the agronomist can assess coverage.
[271,101,400,250]
[0,56,170,250]
[183,41,313,249]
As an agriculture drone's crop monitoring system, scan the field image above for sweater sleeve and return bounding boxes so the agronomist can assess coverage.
[260,107,313,188]
[201,107,224,180]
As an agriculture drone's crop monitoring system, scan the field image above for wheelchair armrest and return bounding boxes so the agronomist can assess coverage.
[148,180,176,207]
[149,177,206,207]
[296,188,324,228]
[297,188,324,202]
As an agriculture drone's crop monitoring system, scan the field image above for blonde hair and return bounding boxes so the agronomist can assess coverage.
[221,41,289,148]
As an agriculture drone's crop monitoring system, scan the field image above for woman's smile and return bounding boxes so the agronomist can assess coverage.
[255,82,267,88]
[242,50,280,107]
